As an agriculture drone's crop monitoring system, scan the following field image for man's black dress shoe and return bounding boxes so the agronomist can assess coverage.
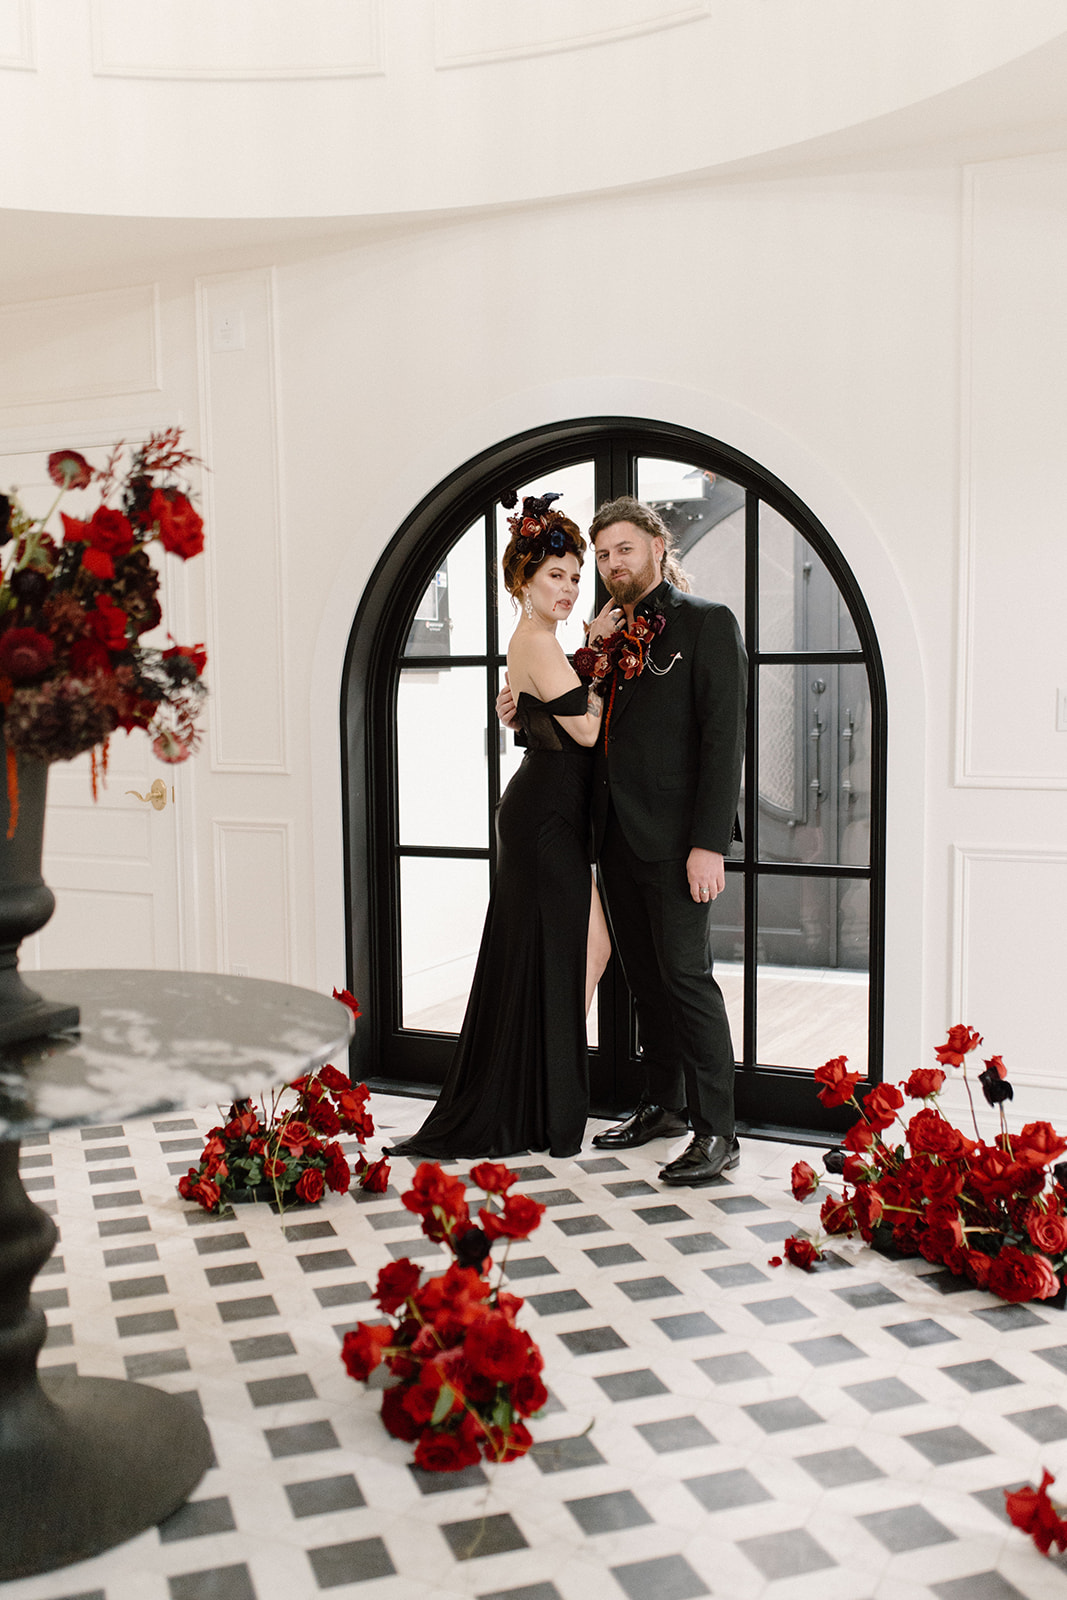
[659,1134,740,1185]
[592,1102,689,1150]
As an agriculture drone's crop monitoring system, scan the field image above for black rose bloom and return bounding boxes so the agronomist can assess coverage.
[9,567,48,605]
[0,493,12,546]
[453,1226,491,1271]
[978,1064,1014,1106]
[823,1147,847,1175]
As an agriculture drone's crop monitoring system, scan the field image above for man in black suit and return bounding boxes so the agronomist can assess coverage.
[582,496,746,1185]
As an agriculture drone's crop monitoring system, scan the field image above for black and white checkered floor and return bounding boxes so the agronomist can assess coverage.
[9,1091,1067,1600]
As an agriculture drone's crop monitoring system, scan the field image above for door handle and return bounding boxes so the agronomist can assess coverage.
[126,779,168,811]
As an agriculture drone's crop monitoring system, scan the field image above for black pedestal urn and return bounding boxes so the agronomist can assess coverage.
[0,752,79,1044]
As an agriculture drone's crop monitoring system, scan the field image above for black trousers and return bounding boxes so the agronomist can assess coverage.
[599,808,736,1140]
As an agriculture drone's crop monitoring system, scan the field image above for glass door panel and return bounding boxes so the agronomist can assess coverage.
[400,857,489,1031]
[757,664,872,867]
[637,457,745,615]
[404,517,487,658]
[759,504,861,653]
[755,876,869,1073]
[397,665,490,848]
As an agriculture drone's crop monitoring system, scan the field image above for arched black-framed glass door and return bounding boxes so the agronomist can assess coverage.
[342,418,886,1137]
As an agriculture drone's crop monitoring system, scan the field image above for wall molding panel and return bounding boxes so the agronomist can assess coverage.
[952,844,1067,1084]
[91,0,382,80]
[0,0,34,70]
[0,284,161,411]
[434,0,709,67]
[197,267,288,774]
[213,820,294,983]
[955,156,1067,790]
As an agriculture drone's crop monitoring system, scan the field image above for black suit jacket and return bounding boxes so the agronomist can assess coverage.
[591,582,747,863]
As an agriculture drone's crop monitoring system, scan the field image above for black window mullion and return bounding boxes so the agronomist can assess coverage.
[742,490,759,1072]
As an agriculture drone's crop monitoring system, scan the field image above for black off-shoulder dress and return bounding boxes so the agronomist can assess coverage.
[388,685,593,1159]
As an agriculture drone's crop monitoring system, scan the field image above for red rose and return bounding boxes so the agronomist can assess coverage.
[1004,1471,1067,1555]
[336,1088,374,1139]
[820,1194,856,1235]
[863,1082,904,1132]
[341,1322,392,1381]
[813,1055,861,1108]
[332,987,362,1019]
[934,1024,982,1068]
[1012,1122,1067,1169]
[964,1249,992,1288]
[907,1107,973,1159]
[379,1383,420,1441]
[359,1156,390,1194]
[69,638,111,675]
[1027,1208,1067,1256]
[402,1364,458,1426]
[89,594,128,652]
[470,1162,517,1194]
[48,449,93,489]
[573,646,597,677]
[278,1119,313,1155]
[904,1068,946,1099]
[84,505,134,559]
[987,1244,1060,1303]
[376,1258,422,1315]
[843,1120,877,1155]
[0,627,54,681]
[790,1161,819,1201]
[413,1427,481,1473]
[783,1235,821,1271]
[82,547,114,579]
[306,1098,341,1136]
[510,1370,548,1417]
[317,1063,352,1092]
[921,1161,964,1203]
[483,1420,534,1462]
[464,1315,534,1384]
[323,1142,352,1194]
[150,488,204,559]
[295,1167,325,1204]
[479,1192,546,1242]
[403,1163,470,1229]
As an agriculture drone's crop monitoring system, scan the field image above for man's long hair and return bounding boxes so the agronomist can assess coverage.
[588,496,692,592]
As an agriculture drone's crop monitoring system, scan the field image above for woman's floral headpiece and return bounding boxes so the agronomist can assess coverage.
[501,490,580,564]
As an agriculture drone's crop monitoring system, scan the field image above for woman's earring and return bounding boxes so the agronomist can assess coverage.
[523,591,533,620]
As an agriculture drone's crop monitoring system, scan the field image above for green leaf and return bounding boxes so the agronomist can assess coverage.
[431,1384,456,1427]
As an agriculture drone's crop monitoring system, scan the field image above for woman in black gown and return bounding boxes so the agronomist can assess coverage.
[387,495,610,1159]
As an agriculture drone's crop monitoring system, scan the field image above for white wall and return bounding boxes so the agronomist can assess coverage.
[2,23,1067,1120]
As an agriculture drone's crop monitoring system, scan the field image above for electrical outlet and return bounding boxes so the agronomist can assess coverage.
[212,307,245,352]
[1058,688,1067,733]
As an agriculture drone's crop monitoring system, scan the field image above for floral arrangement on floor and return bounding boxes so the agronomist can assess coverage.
[0,428,208,826]
[776,1025,1067,1306]
[341,1160,548,1472]
[177,989,386,1213]
[1004,1471,1067,1557]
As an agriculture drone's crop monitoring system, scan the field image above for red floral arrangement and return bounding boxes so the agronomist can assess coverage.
[341,1160,548,1472]
[0,429,208,828]
[178,993,387,1213]
[777,1026,1067,1306]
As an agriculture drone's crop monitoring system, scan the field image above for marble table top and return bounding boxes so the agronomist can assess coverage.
[0,970,355,1138]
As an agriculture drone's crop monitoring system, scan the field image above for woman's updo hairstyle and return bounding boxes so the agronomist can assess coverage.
[500,490,585,600]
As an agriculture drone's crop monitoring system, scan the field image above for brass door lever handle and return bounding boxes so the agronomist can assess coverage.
[126,779,168,811]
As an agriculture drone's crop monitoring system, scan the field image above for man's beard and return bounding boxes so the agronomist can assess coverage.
[604,550,659,608]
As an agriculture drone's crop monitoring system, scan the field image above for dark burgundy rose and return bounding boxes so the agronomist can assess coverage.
[0,627,55,681]
[0,493,12,546]
[822,1147,847,1175]
[9,567,48,604]
[47,449,93,490]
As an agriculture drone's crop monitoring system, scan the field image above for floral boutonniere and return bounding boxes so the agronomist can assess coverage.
[574,604,679,747]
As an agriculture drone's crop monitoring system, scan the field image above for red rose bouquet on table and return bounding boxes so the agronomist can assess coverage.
[776,1026,1067,1306]
[341,1160,548,1471]
[0,429,208,828]
[178,1051,388,1214]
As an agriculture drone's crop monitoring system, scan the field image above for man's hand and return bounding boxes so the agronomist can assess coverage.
[586,597,626,648]
[496,674,519,729]
[687,848,725,904]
